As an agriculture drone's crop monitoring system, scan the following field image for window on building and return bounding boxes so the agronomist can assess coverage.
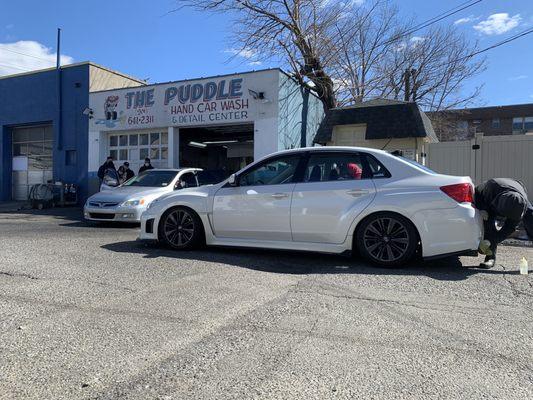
[108,131,168,170]
[456,120,469,136]
[512,117,523,133]
[512,117,533,134]
[66,150,77,166]
[524,117,533,133]
[491,118,500,129]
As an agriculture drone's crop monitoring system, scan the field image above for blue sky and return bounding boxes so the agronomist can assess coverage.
[1,0,532,108]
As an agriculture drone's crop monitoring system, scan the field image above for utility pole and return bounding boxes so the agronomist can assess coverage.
[56,28,62,151]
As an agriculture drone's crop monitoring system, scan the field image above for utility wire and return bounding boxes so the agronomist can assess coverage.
[382,0,484,46]
[0,62,31,72]
[436,26,533,68]
[0,47,52,62]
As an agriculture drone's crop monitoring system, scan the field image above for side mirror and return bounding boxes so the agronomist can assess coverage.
[174,180,185,190]
[228,173,237,186]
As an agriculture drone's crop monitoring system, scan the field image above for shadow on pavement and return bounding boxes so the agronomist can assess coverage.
[101,240,519,281]
[60,220,140,229]
[0,206,84,222]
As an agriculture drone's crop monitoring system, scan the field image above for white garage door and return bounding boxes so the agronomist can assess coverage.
[108,131,168,174]
[12,125,53,200]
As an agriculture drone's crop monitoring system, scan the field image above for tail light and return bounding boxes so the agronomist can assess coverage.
[440,183,473,203]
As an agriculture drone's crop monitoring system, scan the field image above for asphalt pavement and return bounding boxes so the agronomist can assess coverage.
[0,208,532,399]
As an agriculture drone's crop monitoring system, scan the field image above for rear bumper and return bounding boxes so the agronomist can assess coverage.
[83,206,145,222]
[412,204,483,258]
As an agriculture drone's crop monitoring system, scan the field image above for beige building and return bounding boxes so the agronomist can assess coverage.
[314,99,438,163]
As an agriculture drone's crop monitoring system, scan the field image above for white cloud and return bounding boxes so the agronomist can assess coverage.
[508,75,528,81]
[224,48,256,59]
[224,48,263,66]
[474,13,521,35]
[454,15,479,25]
[0,41,74,76]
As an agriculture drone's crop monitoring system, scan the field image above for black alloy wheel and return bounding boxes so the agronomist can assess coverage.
[158,207,203,249]
[357,213,417,267]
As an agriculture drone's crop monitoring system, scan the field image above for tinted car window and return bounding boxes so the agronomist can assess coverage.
[365,155,391,178]
[239,155,301,186]
[304,153,368,182]
[180,172,198,188]
[124,171,178,187]
[197,170,226,185]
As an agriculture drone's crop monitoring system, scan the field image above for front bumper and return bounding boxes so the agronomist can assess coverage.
[84,205,146,222]
[139,209,161,240]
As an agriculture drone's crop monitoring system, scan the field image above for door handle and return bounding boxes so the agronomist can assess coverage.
[346,189,369,197]
[271,193,289,199]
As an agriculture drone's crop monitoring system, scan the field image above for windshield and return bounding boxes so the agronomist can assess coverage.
[123,171,178,187]
[398,156,436,174]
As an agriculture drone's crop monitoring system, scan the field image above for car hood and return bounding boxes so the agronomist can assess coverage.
[88,186,170,203]
[155,183,219,203]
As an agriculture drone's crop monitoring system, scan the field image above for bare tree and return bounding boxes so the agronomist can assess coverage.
[175,0,486,113]
[378,26,486,111]
[175,0,356,112]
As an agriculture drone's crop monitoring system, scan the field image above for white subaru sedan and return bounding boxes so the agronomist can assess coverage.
[139,147,483,266]
[84,168,202,223]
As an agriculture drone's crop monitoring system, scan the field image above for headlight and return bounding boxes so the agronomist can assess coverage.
[121,198,145,207]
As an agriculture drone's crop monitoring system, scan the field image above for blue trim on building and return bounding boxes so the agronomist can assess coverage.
[0,64,90,202]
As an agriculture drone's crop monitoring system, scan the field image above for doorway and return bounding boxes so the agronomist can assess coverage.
[179,124,254,180]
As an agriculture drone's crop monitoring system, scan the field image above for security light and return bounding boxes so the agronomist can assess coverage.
[82,107,94,118]
[248,89,265,100]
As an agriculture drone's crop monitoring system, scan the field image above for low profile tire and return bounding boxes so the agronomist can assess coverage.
[158,206,204,250]
[356,212,418,267]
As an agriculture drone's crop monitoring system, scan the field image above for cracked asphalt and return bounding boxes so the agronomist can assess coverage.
[0,208,532,400]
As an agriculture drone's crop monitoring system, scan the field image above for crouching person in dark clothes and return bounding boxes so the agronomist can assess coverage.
[475,178,533,268]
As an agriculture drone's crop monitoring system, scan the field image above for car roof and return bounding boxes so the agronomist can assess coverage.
[262,146,392,158]
[142,168,203,172]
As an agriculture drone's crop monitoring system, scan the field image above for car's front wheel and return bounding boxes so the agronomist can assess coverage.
[158,206,204,250]
[356,212,418,267]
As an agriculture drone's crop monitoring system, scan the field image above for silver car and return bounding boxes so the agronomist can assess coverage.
[84,168,203,223]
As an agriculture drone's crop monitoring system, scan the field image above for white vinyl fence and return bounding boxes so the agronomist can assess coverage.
[427,133,533,198]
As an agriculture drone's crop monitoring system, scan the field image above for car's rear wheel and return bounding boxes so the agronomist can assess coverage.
[356,212,417,267]
[158,206,204,250]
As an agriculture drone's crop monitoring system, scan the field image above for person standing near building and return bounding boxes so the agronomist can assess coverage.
[139,157,154,174]
[97,156,116,182]
[118,161,135,183]
[475,178,533,268]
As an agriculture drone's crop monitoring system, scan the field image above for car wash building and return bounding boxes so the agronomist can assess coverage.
[0,62,144,202]
[88,69,323,193]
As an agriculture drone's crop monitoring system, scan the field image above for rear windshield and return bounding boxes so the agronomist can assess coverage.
[398,156,436,174]
[123,171,178,187]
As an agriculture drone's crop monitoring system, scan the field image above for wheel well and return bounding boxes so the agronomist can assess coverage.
[159,205,206,239]
[352,211,422,254]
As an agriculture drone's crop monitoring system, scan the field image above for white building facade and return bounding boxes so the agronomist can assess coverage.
[88,69,323,192]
